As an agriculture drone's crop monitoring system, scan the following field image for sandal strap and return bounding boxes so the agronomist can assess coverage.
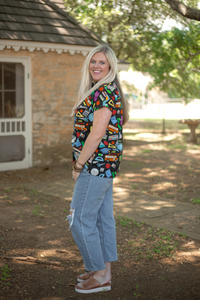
[77,271,95,281]
[78,277,110,290]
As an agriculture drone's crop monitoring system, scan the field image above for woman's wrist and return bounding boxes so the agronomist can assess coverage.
[72,159,84,173]
[77,158,85,167]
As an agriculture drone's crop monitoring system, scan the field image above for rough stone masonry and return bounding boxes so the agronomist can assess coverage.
[1,48,85,167]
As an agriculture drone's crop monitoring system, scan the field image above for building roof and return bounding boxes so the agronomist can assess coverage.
[117,58,130,71]
[0,0,103,47]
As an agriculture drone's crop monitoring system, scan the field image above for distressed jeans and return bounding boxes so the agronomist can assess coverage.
[66,168,118,271]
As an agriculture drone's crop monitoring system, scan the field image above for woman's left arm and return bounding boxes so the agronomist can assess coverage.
[72,107,112,180]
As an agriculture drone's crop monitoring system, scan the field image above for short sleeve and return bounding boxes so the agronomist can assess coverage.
[93,83,120,112]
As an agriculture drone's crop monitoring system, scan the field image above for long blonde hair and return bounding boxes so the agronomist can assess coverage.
[71,45,129,125]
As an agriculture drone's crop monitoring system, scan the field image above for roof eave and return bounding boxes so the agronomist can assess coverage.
[118,63,130,71]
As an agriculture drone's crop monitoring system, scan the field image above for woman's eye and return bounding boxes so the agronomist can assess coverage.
[91,60,105,64]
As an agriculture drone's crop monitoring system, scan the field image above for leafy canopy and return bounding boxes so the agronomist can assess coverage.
[64,0,172,58]
[64,0,200,101]
[143,23,200,102]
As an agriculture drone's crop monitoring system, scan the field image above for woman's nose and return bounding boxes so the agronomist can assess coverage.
[94,62,100,68]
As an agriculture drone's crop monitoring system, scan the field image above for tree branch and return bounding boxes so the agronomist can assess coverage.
[191,68,200,73]
[164,0,200,21]
[188,51,200,57]
[0,255,62,266]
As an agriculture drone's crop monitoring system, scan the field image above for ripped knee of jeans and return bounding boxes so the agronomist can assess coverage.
[65,207,75,230]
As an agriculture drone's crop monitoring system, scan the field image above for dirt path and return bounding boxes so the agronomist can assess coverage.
[0,122,200,299]
[0,186,200,300]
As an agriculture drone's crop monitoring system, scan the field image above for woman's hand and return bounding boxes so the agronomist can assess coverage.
[72,170,80,181]
[72,159,84,181]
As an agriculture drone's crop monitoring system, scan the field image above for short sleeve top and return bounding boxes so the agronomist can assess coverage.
[71,81,123,178]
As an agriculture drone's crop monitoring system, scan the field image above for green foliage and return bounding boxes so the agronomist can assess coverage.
[192,198,200,204]
[133,284,141,298]
[64,1,200,102]
[64,0,172,60]
[144,23,200,102]
[1,264,12,285]
[32,205,45,217]
[30,189,38,195]
[116,217,183,260]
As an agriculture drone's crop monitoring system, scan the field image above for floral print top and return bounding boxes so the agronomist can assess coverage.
[71,81,123,178]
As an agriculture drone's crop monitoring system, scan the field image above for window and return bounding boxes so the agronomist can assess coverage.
[0,135,25,162]
[0,63,25,118]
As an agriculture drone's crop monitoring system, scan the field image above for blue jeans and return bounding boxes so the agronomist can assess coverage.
[67,168,118,271]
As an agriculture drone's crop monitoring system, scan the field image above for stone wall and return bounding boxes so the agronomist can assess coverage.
[0,49,85,167]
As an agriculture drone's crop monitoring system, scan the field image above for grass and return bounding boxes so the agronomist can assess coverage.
[133,284,141,298]
[192,198,200,204]
[119,119,200,204]
[30,189,38,195]
[131,183,139,189]
[42,196,51,204]
[1,265,12,285]
[141,149,153,154]
[116,216,185,261]
[32,205,45,217]
[58,277,63,295]
[128,118,192,132]
[124,118,200,152]
[167,143,187,150]
[126,161,146,168]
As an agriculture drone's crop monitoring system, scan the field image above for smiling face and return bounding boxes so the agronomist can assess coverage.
[89,52,110,82]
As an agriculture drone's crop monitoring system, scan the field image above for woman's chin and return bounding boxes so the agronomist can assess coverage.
[92,76,101,82]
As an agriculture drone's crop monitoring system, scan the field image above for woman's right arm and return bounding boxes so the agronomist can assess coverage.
[72,107,112,180]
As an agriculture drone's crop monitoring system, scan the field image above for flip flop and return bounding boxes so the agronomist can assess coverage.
[77,271,95,283]
[75,277,111,294]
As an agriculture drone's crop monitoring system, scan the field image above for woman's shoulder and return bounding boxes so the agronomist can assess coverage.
[103,81,118,89]
[95,81,119,94]
[92,81,121,105]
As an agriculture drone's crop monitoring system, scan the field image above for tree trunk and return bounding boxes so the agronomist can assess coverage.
[164,0,200,21]
[187,124,198,144]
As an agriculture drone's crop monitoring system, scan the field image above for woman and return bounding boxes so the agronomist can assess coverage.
[67,45,129,294]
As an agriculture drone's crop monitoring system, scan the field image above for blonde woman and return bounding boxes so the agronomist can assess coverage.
[67,45,129,294]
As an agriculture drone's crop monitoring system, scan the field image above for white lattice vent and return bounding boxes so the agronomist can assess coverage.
[0,121,25,134]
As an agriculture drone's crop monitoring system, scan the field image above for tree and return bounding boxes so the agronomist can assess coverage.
[64,0,174,60]
[64,0,200,101]
[64,1,195,66]
[143,23,200,102]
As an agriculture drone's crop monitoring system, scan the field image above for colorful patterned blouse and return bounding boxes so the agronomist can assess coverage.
[71,81,123,178]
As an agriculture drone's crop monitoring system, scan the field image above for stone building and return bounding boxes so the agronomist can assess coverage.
[0,0,129,172]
